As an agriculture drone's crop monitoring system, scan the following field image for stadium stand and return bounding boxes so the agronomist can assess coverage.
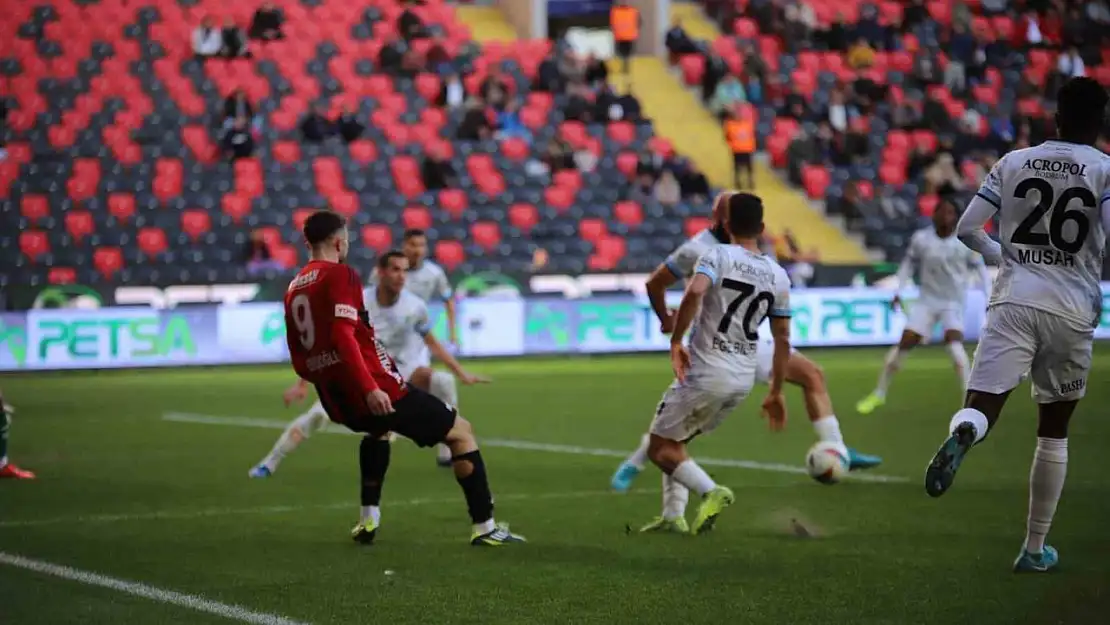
[678,0,1110,263]
[2,0,728,288]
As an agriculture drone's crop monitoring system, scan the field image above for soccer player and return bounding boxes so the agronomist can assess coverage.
[283,210,523,546]
[640,192,792,535]
[856,199,992,413]
[0,389,35,479]
[249,251,488,478]
[924,77,1109,572]
[610,193,881,497]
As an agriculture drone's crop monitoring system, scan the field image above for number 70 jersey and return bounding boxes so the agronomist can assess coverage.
[977,141,1110,327]
[686,244,792,393]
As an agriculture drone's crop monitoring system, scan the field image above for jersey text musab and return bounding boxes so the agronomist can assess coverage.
[1017,248,1075,267]
[1020,159,1088,180]
[712,336,757,355]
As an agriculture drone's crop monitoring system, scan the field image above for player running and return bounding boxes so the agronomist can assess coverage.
[639,192,792,535]
[283,210,524,546]
[924,77,1109,572]
[611,193,881,498]
[856,199,992,413]
[249,251,488,478]
[0,389,35,480]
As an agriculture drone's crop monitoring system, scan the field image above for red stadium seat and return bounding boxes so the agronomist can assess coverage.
[613,201,643,227]
[579,218,607,244]
[48,267,77,284]
[64,210,95,241]
[801,165,831,200]
[616,152,639,178]
[439,189,468,219]
[93,247,124,279]
[470,221,502,252]
[500,136,529,161]
[918,194,939,217]
[330,191,360,219]
[402,206,433,230]
[543,185,575,211]
[606,121,636,145]
[508,203,539,232]
[685,217,711,238]
[181,209,212,241]
[137,227,169,258]
[273,141,301,165]
[766,134,791,168]
[434,240,465,271]
[679,55,705,86]
[271,245,299,269]
[108,193,136,222]
[879,163,907,186]
[20,194,49,223]
[553,169,582,192]
[19,231,49,261]
[221,193,252,223]
[349,140,379,164]
[361,225,393,253]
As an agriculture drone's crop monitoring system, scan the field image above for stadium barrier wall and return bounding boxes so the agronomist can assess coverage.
[1,286,1107,371]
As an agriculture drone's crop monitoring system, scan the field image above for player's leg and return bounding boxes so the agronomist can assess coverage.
[351,432,392,544]
[610,433,650,493]
[942,307,972,392]
[783,352,882,470]
[249,401,330,478]
[857,309,928,414]
[408,367,457,467]
[0,395,35,479]
[925,305,1033,497]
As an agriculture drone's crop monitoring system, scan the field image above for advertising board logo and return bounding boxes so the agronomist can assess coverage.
[453,272,524,298]
[0,319,27,367]
[36,315,197,361]
[32,285,104,309]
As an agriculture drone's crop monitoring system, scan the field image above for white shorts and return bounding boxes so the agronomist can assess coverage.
[753,336,798,385]
[969,304,1093,404]
[905,300,963,338]
[649,381,750,441]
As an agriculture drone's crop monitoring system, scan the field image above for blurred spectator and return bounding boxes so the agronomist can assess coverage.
[379,40,407,74]
[912,52,941,87]
[425,38,451,73]
[951,2,972,33]
[437,73,466,109]
[907,144,934,180]
[584,54,609,89]
[847,38,876,70]
[457,99,492,141]
[398,48,422,79]
[636,150,663,182]
[421,145,457,190]
[617,85,643,123]
[709,75,746,121]
[877,187,913,221]
[610,0,641,75]
[816,121,849,167]
[595,83,619,122]
[677,161,710,202]
[891,100,923,130]
[782,2,815,53]
[775,228,817,287]
[1016,11,1044,49]
[1061,6,1087,49]
[221,18,250,59]
[1088,1,1110,25]
[398,0,426,40]
[924,153,964,197]
[557,48,585,85]
[786,129,817,182]
[222,89,257,130]
[496,99,530,141]
[835,182,864,230]
[701,53,729,104]
[336,104,364,143]
[300,104,333,143]
[980,0,1009,17]
[741,42,766,103]
[221,117,254,160]
[945,22,975,94]
[665,17,698,57]
[534,55,563,93]
[244,230,283,276]
[824,89,852,133]
[902,0,930,32]
[820,13,850,52]
[654,169,681,207]
[562,82,593,123]
[844,119,870,162]
[542,139,576,174]
[480,68,510,110]
[1057,47,1086,78]
[530,248,550,272]
[192,17,222,59]
[249,3,284,41]
[724,109,756,189]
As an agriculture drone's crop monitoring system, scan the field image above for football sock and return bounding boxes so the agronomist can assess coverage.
[671,459,716,497]
[1025,437,1067,554]
[0,403,9,469]
[359,436,391,516]
[812,415,843,444]
[949,408,989,444]
[946,341,971,391]
[625,434,650,470]
[429,373,459,465]
[875,346,906,398]
[360,505,381,526]
[661,474,690,520]
[264,409,328,471]
[452,450,495,530]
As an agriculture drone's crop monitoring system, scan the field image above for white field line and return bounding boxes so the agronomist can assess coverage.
[161,412,909,484]
[0,551,311,625]
[0,488,652,529]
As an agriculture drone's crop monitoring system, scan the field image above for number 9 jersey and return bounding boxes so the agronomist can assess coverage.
[976,141,1110,328]
[686,245,792,394]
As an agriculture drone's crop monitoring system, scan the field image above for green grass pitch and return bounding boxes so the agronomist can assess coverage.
[1,347,1108,624]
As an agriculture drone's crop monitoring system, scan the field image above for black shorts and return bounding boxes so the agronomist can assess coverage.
[733,152,752,168]
[616,40,634,59]
[318,384,456,448]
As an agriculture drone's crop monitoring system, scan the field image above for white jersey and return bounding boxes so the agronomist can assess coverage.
[685,245,792,393]
[977,140,1110,327]
[664,228,723,279]
[902,227,986,306]
[364,289,431,378]
[404,260,453,304]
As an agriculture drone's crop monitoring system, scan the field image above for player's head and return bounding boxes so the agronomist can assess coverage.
[303,210,349,263]
[1055,77,1108,145]
[376,250,408,296]
[933,198,958,235]
[402,229,428,266]
[724,192,764,242]
[709,191,734,243]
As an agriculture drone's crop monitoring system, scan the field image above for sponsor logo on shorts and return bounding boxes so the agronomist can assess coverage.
[1058,379,1085,395]
[335,304,358,320]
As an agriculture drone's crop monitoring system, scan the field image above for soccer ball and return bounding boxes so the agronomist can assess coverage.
[805,441,850,485]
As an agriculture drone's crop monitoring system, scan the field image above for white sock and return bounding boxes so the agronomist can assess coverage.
[360,505,381,526]
[473,518,496,535]
[0,455,7,469]
[1025,437,1067,554]
[875,346,906,398]
[263,409,328,471]
[671,459,716,496]
[812,415,843,444]
[661,473,690,520]
[625,434,650,470]
[949,407,989,444]
[946,341,971,392]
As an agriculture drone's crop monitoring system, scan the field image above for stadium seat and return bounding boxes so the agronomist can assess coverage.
[613,201,643,227]
[361,225,393,253]
[19,231,49,262]
[579,218,607,244]
[108,193,137,223]
[137,227,169,258]
[402,206,433,230]
[439,189,468,219]
[181,209,212,241]
[48,267,78,284]
[20,195,50,223]
[508,203,540,232]
[470,221,502,252]
[685,217,711,238]
[293,209,314,232]
[64,210,95,242]
[222,193,253,223]
[434,240,465,271]
[93,247,124,279]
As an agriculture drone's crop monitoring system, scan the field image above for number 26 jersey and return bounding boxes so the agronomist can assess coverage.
[687,245,792,393]
[977,141,1110,327]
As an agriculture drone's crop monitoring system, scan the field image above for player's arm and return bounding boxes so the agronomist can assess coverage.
[762,271,792,431]
[892,233,919,305]
[437,271,458,346]
[958,156,1005,264]
[670,272,709,341]
[646,261,681,332]
[970,252,991,295]
[282,378,309,406]
[327,268,392,408]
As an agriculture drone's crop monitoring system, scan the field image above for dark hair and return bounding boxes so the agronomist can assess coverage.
[403,228,426,241]
[1056,77,1109,143]
[303,210,346,246]
[725,192,764,238]
[376,250,407,270]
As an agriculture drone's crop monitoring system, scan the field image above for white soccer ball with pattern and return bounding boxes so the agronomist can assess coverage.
[805,441,850,485]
